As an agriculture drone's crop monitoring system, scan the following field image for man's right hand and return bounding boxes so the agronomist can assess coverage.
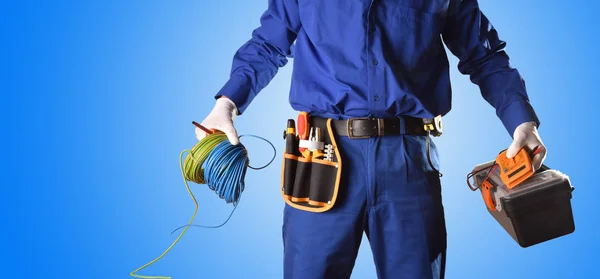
[195,97,240,145]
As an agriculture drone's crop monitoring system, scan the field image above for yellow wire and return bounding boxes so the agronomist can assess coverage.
[129,149,199,279]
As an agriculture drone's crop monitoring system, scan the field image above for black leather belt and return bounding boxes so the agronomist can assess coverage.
[311,116,433,138]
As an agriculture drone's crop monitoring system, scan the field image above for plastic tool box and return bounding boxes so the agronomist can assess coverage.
[471,164,575,247]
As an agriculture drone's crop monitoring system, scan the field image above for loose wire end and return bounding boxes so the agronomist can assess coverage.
[131,132,275,279]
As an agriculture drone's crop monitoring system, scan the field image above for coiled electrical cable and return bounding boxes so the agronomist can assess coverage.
[130,132,276,279]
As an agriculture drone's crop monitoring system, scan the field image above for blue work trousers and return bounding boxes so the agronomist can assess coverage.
[282,129,447,279]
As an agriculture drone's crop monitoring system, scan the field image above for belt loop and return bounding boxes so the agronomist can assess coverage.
[398,116,406,135]
[377,119,385,136]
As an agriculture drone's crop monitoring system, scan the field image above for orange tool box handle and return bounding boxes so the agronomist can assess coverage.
[480,180,496,211]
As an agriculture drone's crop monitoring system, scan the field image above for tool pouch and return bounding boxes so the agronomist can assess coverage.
[281,118,342,212]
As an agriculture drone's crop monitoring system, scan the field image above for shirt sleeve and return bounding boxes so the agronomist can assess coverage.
[214,0,301,115]
[441,0,540,137]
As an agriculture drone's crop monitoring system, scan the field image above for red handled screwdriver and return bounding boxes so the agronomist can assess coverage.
[529,145,542,158]
[192,121,213,135]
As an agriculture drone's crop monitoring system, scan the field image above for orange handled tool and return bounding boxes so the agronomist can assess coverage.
[297,112,310,152]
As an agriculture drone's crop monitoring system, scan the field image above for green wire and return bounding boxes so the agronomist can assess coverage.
[183,133,228,184]
[130,133,228,279]
[131,132,276,279]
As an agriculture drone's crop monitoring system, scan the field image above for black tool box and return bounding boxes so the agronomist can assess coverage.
[472,164,575,247]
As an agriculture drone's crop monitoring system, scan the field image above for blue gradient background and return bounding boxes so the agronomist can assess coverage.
[1,1,598,278]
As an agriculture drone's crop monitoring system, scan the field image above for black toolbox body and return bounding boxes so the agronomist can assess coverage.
[473,164,575,247]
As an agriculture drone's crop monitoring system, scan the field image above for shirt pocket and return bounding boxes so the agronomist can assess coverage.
[385,5,445,68]
[390,4,442,32]
[393,0,449,14]
[297,0,366,45]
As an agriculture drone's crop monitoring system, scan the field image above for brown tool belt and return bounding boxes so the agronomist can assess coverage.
[311,115,442,138]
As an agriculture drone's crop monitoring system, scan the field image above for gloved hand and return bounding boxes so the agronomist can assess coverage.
[506,121,547,170]
[195,97,240,145]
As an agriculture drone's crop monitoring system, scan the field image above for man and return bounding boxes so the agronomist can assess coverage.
[196,0,547,278]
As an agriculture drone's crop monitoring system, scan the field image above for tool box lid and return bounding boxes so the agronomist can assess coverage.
[473,164,573,212]
[492,167,570,197]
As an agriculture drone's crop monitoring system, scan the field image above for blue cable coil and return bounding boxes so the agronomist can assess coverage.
[171,134,276,233]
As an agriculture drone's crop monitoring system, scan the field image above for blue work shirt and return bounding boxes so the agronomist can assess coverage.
[215,0,540,135]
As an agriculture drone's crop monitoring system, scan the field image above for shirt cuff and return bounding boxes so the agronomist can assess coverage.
[214,75,254,115]
[497,100,540,137]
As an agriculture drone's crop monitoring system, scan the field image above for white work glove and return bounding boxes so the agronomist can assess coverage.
[506,121,547,170]
[195,97,240,145]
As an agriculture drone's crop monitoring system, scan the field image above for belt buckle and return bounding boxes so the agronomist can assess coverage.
[347,117,373,139]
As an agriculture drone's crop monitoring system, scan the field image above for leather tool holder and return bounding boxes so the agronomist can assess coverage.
[281,117,342,212]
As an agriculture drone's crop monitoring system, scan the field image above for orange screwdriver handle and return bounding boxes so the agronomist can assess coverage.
[297,112,310,152]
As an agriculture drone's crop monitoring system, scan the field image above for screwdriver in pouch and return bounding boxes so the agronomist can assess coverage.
[285,119,296,155]
[297,112,310,153]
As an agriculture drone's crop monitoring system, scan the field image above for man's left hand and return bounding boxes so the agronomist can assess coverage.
[506,121,547,170]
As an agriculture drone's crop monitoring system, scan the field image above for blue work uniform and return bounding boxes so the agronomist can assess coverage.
[215,0,540,278]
